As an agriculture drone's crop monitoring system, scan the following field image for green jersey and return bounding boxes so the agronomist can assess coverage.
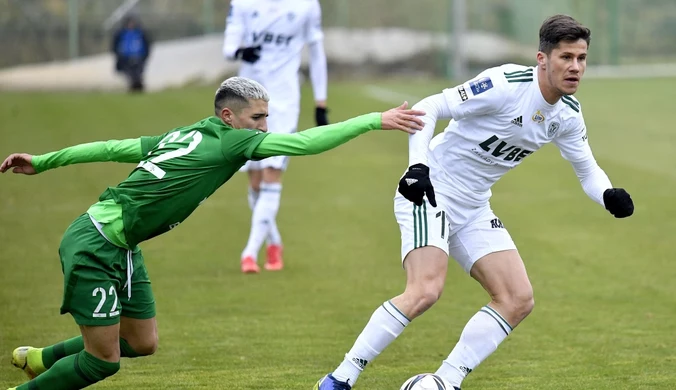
[99,116,267,247]
[32,113,382,249]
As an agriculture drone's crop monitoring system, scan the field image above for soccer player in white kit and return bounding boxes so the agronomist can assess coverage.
[315,15,634,390]
[223,0,328,273]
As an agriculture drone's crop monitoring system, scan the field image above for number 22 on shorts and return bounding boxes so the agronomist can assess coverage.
[92,286,120,318]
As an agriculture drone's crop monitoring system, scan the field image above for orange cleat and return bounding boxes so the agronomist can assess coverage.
[264,244,284,271]
[241,256,260,273]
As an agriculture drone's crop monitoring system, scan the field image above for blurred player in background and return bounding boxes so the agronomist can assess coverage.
[223,0,328,273]
[315,14,634,390]
[112,15,152,93]
[2,77,424,390]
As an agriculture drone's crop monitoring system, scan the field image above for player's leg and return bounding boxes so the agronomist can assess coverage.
[9,215,124,389]
[12,249,158,380]
[241,101,297,271]
[240,161,263,273]
[119,249,159,357]
[434,211,532,388]
[262,166,284,270]
[247,169,263,211]
[244,168,281,249]
[119,317,158,357]
[11,324,122,390]
[11,337,85,379]
[241,161,287,271]
[316,194,450,389]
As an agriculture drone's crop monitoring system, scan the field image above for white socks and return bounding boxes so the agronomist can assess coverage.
[242,183,282,260]
[247,186,259,210]
[435,305,513,387]
[332,301,410,385]
[247,186,282,247]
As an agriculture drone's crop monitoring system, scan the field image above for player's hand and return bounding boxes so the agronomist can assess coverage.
[315,106,329,126]
[398,163,437,207]
[235,45,262,63]
[381,101,425,134]
[603,188,633,218]
[0,153,37,175]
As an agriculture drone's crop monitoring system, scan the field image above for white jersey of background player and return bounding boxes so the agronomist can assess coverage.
[223,0,328,273]
[315,15,634,390]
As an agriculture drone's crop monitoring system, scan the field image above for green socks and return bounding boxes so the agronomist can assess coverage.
[40,336,141,370]
[41,336,85,370]
[14,336,143,389]
[17,350,119,390]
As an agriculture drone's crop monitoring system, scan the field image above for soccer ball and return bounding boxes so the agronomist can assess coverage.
[400,373,452,390]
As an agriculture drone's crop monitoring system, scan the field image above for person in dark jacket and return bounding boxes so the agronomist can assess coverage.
[112,15,151,92]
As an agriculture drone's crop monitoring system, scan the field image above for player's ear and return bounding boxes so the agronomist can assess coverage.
[536,51,547,70]
[220,107,234,125]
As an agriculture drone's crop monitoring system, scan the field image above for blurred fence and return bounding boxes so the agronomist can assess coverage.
[1,0,675,73]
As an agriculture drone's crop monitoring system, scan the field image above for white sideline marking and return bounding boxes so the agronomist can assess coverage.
[363,85,422,105]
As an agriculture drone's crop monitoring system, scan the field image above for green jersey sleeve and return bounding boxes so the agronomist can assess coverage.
[251,113,381,159]
[32,138,143,173]
[220,130,270,161]
[140,134,168,156]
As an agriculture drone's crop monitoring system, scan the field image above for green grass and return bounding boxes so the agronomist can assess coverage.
[1,77,675,389]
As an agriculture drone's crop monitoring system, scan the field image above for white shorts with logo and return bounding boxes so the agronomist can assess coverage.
[394,192,517,273]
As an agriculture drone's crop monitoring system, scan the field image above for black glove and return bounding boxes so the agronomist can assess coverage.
[235,45,262,64]
[603,188,633,218]
[315,106,329,126]
[398,163,437,207]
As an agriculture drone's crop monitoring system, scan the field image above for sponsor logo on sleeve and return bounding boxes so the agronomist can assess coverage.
[458,85,469,101]
[469,77,494,95]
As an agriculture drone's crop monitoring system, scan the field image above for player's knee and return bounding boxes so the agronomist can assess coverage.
[79,351,121,382]
[500,288,534,322]
[135,333,159,356]
[419,288,443,310]
[406,283,444,317]
[514,292,535,319]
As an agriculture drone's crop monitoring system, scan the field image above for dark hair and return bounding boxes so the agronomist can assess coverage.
[539,14,591,54]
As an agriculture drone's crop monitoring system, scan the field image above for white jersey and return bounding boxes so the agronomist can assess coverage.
[223,0,324,103]
[422,64,601,209]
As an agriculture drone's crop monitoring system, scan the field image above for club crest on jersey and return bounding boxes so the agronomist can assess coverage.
[470,77,493,95]
[532,110,545,124]
[547,121,560,137]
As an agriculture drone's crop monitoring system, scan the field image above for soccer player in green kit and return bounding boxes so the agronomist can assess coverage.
[1,76,425,390]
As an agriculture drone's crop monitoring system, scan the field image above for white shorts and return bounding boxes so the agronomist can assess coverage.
[240,100,300,173]
[394,192,517,273]
[240,155,290,172]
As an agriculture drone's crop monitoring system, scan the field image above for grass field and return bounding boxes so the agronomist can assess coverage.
[1,77,675,389]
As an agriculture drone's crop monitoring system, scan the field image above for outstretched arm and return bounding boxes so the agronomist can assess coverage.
[0,138,143,175]
[251,102,424,159]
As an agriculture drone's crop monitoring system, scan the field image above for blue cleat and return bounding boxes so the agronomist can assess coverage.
[313,373,351,390]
